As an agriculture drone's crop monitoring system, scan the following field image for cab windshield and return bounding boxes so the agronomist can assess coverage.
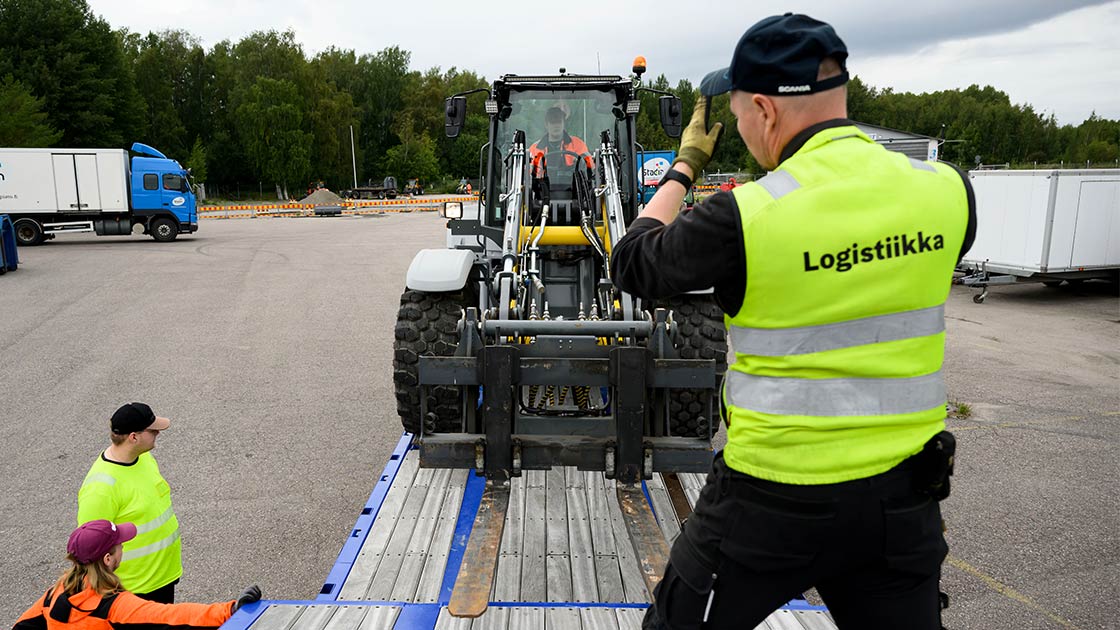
[487,88,633,225]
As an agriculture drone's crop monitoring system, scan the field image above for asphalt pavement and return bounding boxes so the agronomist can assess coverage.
[0,214,1115,628]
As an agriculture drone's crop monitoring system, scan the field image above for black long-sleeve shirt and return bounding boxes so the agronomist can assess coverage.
[611,119,977,316]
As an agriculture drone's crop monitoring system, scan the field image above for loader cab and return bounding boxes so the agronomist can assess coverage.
[483,77,641,228]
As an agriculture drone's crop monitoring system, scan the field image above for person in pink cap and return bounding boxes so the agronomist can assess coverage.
[13,520,260,629]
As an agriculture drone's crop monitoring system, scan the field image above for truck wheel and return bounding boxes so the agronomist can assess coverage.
[13,219,44,246]
[150,218,178,242]
[394,289,473,434]
[656,295,728,437]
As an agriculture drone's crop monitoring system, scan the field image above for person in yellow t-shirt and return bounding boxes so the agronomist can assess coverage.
[78,403,182,603]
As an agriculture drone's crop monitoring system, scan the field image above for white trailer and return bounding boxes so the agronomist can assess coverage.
[958,169,1120,302]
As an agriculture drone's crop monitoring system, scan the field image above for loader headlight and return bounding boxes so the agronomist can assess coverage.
[626,100,641,114]
[485,99,499,114]
[442,201,463,219]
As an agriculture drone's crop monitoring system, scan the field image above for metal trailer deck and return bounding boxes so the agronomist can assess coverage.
[222,434,838,630]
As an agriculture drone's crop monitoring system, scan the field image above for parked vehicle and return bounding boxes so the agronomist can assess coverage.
[340,177,398,200]
[0,143,197,245]
[958,169,1120,302]
[403,178,424,196]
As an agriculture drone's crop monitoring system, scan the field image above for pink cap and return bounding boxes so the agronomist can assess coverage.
[67,520,137,564]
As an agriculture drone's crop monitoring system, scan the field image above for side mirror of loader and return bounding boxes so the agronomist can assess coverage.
[659,95,682,138]
[445,96,467,138]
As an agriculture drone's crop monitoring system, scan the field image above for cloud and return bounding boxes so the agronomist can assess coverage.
[854,2,1120,124]
[86,0,1120,124]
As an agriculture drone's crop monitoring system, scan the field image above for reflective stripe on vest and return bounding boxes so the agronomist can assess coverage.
[134,505,176,534]
[122,529,181,562]
[83,472,117,487]
[729,304,945,356]
[725,369,945,416]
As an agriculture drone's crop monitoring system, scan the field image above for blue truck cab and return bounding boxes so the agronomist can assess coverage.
[128,142,198,241]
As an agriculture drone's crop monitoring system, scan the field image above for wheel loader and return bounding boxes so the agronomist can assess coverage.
[390,66,728,616]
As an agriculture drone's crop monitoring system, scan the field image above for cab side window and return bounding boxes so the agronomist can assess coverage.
[143,173,159,190]
[163,174,184,192]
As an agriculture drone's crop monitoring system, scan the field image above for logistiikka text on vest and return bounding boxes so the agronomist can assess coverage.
[803,232,946,272]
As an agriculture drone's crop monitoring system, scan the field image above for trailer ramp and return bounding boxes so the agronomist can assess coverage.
[223,434,838,630]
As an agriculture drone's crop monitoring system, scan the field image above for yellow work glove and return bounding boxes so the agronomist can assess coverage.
[673,97,724,177]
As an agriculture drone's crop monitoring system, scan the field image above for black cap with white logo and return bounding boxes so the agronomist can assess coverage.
[700,13,849,97]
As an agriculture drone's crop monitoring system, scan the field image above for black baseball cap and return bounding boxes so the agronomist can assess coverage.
[110,402,170,434]
[700,13,849,97]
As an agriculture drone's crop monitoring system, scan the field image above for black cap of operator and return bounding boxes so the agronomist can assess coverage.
[700,13,849,97]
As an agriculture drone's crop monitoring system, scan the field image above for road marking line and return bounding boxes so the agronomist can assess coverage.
[946,556,1080,629]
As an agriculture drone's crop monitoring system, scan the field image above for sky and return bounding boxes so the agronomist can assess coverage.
[86,0,1120,125]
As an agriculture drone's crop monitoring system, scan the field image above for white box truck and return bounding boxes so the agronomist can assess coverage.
[0,142,198,245]
[959,169,1120,302]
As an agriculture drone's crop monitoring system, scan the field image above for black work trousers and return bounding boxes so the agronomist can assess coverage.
[643,453,947,629]
[134,578,178,604]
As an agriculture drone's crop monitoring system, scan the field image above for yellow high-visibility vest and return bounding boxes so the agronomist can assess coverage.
[724,125,969,485]
[78,452,182,593]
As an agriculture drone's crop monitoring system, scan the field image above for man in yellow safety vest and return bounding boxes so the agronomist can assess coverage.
[612,13,975,630]
[78,402,183,603]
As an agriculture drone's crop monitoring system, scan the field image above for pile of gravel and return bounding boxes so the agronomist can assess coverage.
[299,189,343,205]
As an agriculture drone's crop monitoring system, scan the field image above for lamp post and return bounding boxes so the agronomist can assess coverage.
[350,125,358,189]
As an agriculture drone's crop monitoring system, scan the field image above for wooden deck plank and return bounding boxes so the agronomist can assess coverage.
[543,607,582,630]
[247,604,303,630]
[506,607,545,630]
[566,486,598,602]
[367,467,436,599]
[584,471,618,556]
[580,607,622,630]
[291,605,335,629]
[415,469,469,603]
[470,606,509,630]
[337,457,420,600]
[594,555,625,602]
[520,470,547,602]
[356,606,401,630]
[321,605,370,630]
[494,476,526,601]
[615,608,646,630]
[390,468,454,601]
[545,468,572,602]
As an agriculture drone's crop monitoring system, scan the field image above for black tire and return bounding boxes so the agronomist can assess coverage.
[13,219,44,246]
[150,218,178,242]
[656,295,728,437]
[393,289,473,434]
[1042,281,1063,288]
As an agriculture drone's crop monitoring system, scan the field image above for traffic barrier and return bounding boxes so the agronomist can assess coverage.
[198,196,477,220]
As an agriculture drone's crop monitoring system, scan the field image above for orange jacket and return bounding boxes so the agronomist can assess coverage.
[13,586,233,630]
[529,133,592,172]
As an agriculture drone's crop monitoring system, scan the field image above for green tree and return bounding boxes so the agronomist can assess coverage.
[235,77,311,196]
[382,113,440,183]
[0,75,62,146]
[185,137,208,183]
[0,0,142,146]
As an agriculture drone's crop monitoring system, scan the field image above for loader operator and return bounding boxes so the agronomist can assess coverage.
[610,13,976,630]
[529,104,592,172]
